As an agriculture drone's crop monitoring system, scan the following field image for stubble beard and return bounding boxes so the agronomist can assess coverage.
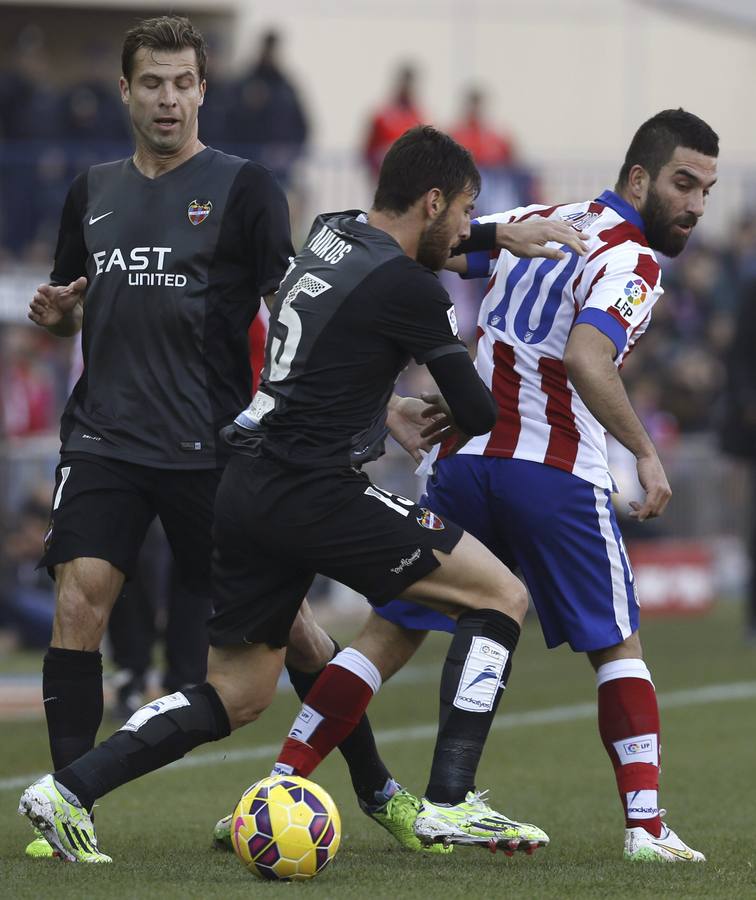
[417,210,453,271]
[641,183,696,258]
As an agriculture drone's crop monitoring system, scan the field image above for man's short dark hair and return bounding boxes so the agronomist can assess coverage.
[373,125,481,214]
[122,16,207,83]
[617,108,719,187]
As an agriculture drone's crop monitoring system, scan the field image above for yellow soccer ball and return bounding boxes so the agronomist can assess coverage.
[231,775,341,881]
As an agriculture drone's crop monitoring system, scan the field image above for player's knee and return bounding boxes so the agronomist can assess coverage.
[212,684,271,731]
[53,590,109,647]
[210,666,279,731]
[482,576,528,623]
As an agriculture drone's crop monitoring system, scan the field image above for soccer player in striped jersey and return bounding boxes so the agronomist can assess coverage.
[269,109,719,862]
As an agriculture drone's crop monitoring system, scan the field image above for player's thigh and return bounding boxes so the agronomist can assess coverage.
[208,457,315,650]
[400,529,528,622]
[155,467,222,594]
[42,454,155,584]
[490,458,639,652]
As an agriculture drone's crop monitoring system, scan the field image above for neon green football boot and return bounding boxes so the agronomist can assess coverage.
[18,775,111,863]
[361,781,452,854]
[414,789,549,854]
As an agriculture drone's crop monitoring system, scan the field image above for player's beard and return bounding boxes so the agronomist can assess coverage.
[641,183,697,258]
[417,208,454,271]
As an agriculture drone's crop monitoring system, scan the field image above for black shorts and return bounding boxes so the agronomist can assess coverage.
[207,454,463,648]
[41,453,222,591]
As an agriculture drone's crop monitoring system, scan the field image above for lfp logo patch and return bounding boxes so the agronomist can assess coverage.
[188,199,213,225]
[624,278,648,305]
[417,509,445,530]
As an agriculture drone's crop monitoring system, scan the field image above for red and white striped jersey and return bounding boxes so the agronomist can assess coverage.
[452,190,662,490]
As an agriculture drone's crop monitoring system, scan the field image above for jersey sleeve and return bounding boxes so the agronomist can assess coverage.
[573,244,662,358]
[240,163,295,297]
[460,213,513,280]
[373,260,469,364]
[50,173,88,285]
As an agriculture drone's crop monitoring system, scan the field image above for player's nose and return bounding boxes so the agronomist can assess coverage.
[689,189,706,218]
[158,85,178,106]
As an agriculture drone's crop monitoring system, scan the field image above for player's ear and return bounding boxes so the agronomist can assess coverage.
[627,164,650,204]
[425,188,444,220]
[198,79,206,106]
[119,76,130,104]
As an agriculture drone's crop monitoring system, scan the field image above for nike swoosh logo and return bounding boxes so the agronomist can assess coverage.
[654,843,695,860]
[88,211,114,225]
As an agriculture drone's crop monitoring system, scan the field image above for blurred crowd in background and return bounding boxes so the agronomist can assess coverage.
[1,20,755,675]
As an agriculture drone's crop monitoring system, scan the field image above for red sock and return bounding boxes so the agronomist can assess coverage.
[276,664,374,777]
[597,668,662,837]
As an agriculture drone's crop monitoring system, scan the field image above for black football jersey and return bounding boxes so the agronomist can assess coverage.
[225,210,468,467]
[52,147,292,468]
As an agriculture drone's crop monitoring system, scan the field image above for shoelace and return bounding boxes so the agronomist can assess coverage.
[466,789,491,809]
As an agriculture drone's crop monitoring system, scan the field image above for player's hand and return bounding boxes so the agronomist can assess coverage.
[386,395,439,463]
[418,392,471,455]
[28,277,87,327]
[630,453,672,521]
[496,220,589,260]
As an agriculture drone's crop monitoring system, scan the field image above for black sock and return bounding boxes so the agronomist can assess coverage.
[54,682,231,811]
[425,609,520,805]
[286,639,391,805]
[43,647,104,771]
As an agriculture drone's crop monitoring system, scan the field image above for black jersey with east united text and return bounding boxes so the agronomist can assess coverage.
[52,147,292,469]
[225,211,468,468]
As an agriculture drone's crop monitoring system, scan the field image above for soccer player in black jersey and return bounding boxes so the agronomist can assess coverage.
[18,126,584,861]
[20,15,425,862]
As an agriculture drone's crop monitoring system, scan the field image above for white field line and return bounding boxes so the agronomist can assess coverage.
[1,679,754,794]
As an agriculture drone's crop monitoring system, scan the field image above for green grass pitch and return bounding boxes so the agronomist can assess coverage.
[1,602,755,899]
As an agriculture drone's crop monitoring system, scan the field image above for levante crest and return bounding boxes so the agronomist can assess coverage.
[188,199,213,225]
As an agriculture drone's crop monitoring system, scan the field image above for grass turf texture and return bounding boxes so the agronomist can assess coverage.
[1,602,755,899]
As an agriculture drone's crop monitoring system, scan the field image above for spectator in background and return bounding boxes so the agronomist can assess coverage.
[453,85,538,212]
[363,64,423,177]
[226,29,309,187]
[63,42,131,159]
[0,325,56,439]
[721,276,756,643]
[1,25,65,256]
[449,87,515,169]
[0,487,55,648]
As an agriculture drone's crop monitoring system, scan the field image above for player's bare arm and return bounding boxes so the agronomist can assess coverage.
[564,322,671,521]
[28,276,87,337]
[446,218,588,273]
[262,290,277,312]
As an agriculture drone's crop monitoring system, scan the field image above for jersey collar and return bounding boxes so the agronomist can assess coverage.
[595,189,645,233]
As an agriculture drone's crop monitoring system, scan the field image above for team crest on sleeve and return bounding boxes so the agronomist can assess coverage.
[624,278,648,305]
[187,199,213,225]
[417,508,445,530]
